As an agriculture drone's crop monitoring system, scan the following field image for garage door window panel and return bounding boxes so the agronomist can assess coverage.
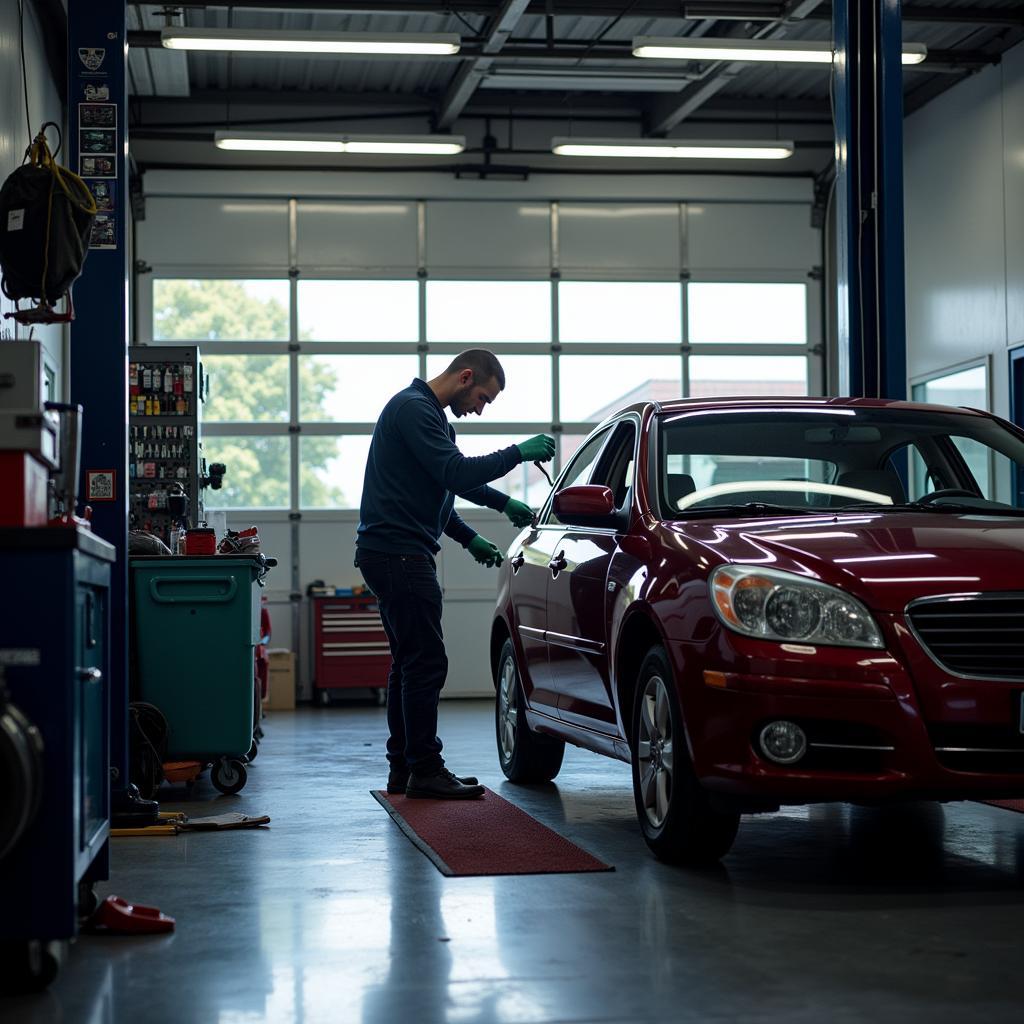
[297,280,419,342]
[203,436,291,510]
[154,279,290,342]
[426,282,551,343]
[688,283,806,345]
[558,282,681,344]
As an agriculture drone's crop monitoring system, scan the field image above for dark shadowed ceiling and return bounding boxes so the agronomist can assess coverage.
[126,1,1024,180]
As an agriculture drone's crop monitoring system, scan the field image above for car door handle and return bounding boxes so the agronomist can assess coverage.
[511,551,525,573]
[548,551,567,576]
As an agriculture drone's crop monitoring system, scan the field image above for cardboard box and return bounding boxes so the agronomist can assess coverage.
[264,649,296,710]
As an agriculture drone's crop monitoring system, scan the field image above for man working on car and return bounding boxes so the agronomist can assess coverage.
[356,349,555,800]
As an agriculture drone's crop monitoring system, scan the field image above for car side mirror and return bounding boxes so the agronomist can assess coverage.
[553,484,621,527]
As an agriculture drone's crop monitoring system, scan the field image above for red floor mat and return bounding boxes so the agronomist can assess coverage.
[372,787,613,877]
[983,799,1024,813]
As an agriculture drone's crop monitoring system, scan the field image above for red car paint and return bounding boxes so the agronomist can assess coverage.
[492,397,1024,808]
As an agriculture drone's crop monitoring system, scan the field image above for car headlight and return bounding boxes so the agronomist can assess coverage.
[709,565,883,648]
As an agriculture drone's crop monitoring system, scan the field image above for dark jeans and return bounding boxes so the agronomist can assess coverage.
[355,548,447,774]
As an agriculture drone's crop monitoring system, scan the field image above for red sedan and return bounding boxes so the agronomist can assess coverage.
[491,397,1024,864]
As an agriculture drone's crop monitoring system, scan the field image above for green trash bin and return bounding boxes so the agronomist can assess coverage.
[130,555,264,780]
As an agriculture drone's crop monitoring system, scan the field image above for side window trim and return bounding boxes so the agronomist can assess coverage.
[591,415,641,511]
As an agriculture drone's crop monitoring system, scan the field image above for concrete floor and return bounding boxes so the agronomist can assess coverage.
[9,700,1024,1023]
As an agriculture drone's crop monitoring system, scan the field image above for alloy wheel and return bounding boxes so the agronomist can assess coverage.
[498,654,518,761]
[637,674,674,828]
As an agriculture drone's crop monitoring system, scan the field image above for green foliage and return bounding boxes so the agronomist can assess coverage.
[154,280,346,509]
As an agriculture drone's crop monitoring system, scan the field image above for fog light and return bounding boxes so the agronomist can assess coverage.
[759,720,807,765]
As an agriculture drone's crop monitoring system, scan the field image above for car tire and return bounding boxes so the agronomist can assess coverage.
[631,645,739,865]
[495,638,564,783]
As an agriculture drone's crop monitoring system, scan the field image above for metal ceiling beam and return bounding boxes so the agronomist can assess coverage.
[646,0,826,135]
[154,1,1024,25]
[436,0,538,129]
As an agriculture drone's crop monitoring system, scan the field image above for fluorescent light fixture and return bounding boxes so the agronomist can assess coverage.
[551,137,794,160]
[633,36,927,65]
[214,131,466,155]
[162,27,460,56]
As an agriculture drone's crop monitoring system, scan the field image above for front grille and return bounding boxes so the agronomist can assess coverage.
[928,723,1024,774]
[906,594,1024,679]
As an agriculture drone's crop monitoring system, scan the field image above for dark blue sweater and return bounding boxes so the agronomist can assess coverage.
[356,379,523,556]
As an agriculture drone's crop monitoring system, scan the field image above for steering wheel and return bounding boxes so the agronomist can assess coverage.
[916,488,978,504]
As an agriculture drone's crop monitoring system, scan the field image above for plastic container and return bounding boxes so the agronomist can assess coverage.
[184,527,216,555]
[130,556,262,762]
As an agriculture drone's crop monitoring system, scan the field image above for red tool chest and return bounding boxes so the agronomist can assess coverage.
[311,595,391,705]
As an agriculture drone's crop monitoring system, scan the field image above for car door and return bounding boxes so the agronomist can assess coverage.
[508,427,612,714]
[547,419,637,735]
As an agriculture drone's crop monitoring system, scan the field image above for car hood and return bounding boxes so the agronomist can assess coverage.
[663,511,1024,612]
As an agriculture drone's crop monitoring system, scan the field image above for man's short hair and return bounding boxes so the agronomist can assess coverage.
[445,349,505,390]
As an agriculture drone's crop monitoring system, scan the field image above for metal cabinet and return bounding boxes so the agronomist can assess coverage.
[311,596,390,705]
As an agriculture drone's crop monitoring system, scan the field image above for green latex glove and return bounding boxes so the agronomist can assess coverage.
[516,434,556,463]
[504,498,536,528]
[468,535,503,568]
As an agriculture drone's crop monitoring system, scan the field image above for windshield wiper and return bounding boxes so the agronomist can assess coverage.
[833,501,1024,517]
[677,502,823,519]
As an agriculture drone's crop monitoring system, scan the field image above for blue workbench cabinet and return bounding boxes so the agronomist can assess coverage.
[0,526,115,989]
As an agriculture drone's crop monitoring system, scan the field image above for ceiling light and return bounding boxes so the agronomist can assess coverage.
[551,137,794,160]
[162,28,460,56]
[633,37,927,65]
[214,132,466,155]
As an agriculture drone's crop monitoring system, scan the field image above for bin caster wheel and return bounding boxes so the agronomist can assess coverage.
[319,690,331,707]
[0,940,61,993]
[211,758,247,795]
[78,880,99,920]
[247,740,259,762]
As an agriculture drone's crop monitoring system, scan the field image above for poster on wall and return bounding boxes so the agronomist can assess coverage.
[75,39,119,251]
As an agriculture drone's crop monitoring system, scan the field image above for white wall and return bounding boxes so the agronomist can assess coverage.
[904,40,1024,419]
[0,2,66,394]
[135,172,820,700]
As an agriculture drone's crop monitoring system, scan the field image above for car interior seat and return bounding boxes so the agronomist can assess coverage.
[834,468,907,505]
[665,473,697,510]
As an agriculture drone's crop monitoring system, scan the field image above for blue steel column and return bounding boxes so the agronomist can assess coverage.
[67,1,129,800]
[832,0,908,399]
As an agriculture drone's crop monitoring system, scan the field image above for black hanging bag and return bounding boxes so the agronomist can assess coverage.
[0,123,97,313]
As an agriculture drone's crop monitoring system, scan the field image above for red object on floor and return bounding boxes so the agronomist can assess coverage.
[373,787,613,877]
[88,895,175,934]
[983,799,1024,813]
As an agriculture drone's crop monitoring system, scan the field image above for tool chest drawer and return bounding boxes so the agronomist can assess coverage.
[312,595,390,690]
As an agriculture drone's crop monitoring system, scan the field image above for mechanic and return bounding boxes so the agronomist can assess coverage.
[355,349,556,800]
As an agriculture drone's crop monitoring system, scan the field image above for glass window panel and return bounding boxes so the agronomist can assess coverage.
[911,364,987,410]
[300,354,418,423]
[951,436,993,496]
[202,436,290,509]
[426,281,551,343]
[298,280,419,342]
[153,279,290,341]
[300,436,371,510]
[450,434,552,508]
[559,282,681,343]
[426,354,552,423]
[559,355,681,422]
[689,355,807,398]
[688,282,806,344]
[203,355,289,423]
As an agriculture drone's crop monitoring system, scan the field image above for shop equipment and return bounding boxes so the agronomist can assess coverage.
[130,553,274,793]
[312,594,390,706]
[0,524,115,992]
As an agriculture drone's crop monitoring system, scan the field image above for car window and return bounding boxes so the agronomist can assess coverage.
[591,421,637,511]
[546,427,611,526]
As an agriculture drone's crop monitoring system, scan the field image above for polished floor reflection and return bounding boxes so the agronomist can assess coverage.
[9,702,1024,1023]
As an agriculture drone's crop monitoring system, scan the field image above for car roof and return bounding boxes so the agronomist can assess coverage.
[648,396,991,418]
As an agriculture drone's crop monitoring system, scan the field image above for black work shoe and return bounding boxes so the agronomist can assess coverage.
[405,768,485,800]
[387,767,478,795]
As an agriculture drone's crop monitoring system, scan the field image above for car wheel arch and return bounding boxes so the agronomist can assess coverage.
[615,608,674,744]
[490,616,513,688]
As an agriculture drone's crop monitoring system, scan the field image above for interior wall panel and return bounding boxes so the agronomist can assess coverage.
[1003,45,1024,349]
[904,64,1007,381]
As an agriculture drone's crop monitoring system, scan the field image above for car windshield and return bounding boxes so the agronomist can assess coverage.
[656,405,1024,517]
